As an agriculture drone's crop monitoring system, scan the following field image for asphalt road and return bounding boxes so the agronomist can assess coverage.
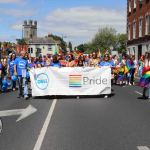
[0,85,150,150]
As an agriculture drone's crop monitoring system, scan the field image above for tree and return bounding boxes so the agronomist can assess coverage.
[77,27,127,55]
[48,34,67,53]
[116,34,127,53]
[16,39,27,45]
[92,27,117,51]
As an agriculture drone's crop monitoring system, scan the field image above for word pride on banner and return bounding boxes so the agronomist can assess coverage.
[30,67,111,96]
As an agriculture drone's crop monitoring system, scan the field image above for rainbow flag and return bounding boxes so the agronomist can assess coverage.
[139,70,150,87]
[69,75,82,87]
[124,60,131,74]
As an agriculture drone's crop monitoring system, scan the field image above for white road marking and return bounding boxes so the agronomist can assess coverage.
[0,105,37,122]
[135,91,143,96]
[137,146,150,150]
[33,99,57,150]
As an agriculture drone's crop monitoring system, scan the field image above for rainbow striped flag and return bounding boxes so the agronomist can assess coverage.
[139,70,150,87]
[124,60,131,74]
[69,75,82,87]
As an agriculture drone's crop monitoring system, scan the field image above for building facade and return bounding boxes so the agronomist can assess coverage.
[22,20,60,57]
[27,37,59,57]
[127,0,150,59]
[23,20,37,39]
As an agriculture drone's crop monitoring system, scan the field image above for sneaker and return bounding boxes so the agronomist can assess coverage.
[17,95,23,98]
[104,95,108,98]
[13,88,16,91]
[76,96,80,99]
[129,82,132,86]
[24,95,29,100]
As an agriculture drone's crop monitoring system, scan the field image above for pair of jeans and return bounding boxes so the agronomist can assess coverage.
[10,72,16,90]
[130,68,136,84]
[17,76,28,97]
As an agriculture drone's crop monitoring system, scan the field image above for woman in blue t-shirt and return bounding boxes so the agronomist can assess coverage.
[7,53,16,91]
[50,55,61,67]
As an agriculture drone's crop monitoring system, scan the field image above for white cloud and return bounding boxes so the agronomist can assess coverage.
[11,22,22,30]
[11,6,126,46]
[0,0,23,3]
[0,8,34,17]
[42,6,126,46]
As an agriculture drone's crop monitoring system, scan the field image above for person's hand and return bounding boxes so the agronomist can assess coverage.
[14,72,17,76]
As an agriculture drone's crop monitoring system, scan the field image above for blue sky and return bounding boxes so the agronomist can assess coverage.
[0,0,126,46]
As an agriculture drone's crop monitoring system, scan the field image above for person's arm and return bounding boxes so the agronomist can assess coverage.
[14,59,17,76]
[0,69,1,78]
[7,63,10,75]
[14,64,17,76]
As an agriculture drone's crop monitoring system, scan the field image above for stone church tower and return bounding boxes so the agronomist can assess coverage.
[23,20,37,39]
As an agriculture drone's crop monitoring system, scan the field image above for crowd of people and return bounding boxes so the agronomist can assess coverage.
[0,50,150,100]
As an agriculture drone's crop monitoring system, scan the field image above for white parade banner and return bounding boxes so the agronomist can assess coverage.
[30,67,111,96]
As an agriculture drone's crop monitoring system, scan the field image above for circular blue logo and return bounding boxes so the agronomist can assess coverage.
[35,73,49,90]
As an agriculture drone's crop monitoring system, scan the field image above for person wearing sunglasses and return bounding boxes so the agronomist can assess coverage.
[99,54,115,98]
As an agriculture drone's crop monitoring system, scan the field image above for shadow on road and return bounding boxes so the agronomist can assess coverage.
[31,93,115,100]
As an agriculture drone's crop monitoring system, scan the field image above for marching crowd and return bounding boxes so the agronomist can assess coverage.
[0,50,150,100]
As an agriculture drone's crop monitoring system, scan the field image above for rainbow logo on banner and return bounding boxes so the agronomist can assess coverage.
[69,75,82,87]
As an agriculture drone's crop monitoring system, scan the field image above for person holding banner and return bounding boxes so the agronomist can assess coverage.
[99,54,113,98]
[14,51,29,100]
[99,54,115,67]
[50,55,61,67]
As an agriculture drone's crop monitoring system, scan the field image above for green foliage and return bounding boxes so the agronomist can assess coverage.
[16,39,27,45]
[76,27,127,54]
[92,27,117,50]
[48,34,67,53]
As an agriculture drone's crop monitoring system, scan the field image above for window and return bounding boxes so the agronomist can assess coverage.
[134,0,137,9]
[31,48,33,53]
[128,25,131,40]
[28,48,30,53]
[139,0,143,8]
[145,15,150,35]
[129,1,131,13]
[133,21,136,39]
[139,18,142,37]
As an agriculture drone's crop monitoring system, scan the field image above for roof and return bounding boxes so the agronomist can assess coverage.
[26,37,60,45]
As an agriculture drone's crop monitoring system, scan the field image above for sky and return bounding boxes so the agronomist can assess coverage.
[0,0,127,46]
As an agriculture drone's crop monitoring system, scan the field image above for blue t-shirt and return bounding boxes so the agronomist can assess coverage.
[14,57,28,76]
[28,63,35,69]
[9,60,15,74]
[99,61,114,67]
[0,63,2,70]
[41,61,46,67]
[50,62,61,67]
[36,61,46,67]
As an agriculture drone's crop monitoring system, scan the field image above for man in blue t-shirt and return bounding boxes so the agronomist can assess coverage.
[99,54,115,67]
[99,54,114,98]
[14,51,29,99]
